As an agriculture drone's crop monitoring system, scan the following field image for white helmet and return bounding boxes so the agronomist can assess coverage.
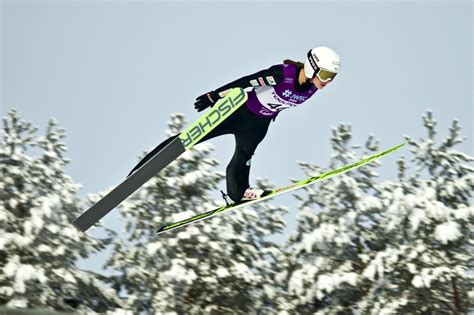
[304,46,341,82]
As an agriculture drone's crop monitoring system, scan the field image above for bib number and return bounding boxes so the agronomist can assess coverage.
[265,103,288,112]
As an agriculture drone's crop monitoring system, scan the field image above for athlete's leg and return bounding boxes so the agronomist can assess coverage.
[225,119,271,202]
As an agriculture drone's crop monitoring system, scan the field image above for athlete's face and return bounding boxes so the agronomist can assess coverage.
[312,76,331,90]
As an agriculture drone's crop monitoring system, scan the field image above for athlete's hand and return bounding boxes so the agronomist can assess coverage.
[194,91,221,112]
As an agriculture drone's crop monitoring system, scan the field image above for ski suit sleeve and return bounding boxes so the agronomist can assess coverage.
[194,64,284,112]
[213,64,284,97]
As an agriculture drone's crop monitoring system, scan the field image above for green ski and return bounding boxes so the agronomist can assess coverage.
[73,88,248,232]
[156,140,408,235]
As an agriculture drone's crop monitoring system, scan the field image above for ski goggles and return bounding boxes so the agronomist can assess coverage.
[307,50,338,83]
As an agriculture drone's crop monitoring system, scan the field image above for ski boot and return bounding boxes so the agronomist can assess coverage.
[221,187,271,206]
[241,187,268,201]
[241,187,273,202]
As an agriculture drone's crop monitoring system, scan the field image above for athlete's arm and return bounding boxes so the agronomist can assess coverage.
[214,64,283,96]
[194,65,283,112]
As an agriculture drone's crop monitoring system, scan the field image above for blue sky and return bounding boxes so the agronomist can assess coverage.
[2,1,472,272]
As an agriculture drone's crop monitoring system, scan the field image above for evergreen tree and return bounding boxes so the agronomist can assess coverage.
[0,109,125,313]
[280,112,473,314]
[356,111,473,314]
[280,124,383,314]
[106,113,287,314]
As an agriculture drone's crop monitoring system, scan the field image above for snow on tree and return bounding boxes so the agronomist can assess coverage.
[0,109,126,313]
[105,113,287,314]
[279,112,473,314]
[278,124,384,314]
[356,111,473,314]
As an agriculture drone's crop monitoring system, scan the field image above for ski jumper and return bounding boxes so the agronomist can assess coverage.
[128,63,318,202]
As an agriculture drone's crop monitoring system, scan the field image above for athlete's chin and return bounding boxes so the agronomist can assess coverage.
[312,80,327,89]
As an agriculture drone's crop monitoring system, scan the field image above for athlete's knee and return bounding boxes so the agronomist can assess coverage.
[236,145,256,161]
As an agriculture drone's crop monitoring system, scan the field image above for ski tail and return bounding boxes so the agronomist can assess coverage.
[156,204,232,235]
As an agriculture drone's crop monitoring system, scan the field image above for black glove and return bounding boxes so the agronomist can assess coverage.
[194,91,221,112]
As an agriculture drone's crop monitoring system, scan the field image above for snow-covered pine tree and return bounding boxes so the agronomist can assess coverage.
[106,113,287,314]
[278,124,384,314]
[279,112,473,314]
[0,109,125,313]
[356,111,473,314]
